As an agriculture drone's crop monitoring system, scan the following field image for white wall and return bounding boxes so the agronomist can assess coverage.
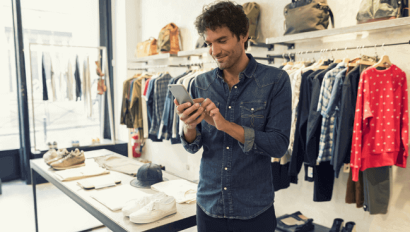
[116,1,410,231]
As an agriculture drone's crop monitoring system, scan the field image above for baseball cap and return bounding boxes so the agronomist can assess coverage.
[130,163,166,188]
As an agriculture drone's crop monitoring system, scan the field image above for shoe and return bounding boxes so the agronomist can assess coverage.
[122,192,167,217]
[330,218,344,232]
[72,140,80,147]
[43,149,57,164]
[50,149,85,170]
[341,222,356,232]
[45,148,69,165]
[129,196,176,224]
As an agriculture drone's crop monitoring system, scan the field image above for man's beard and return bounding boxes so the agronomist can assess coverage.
[215,53,239,70]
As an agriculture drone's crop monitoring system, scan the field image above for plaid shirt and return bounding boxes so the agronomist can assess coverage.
[149,73,173,137]
[316,63,346,164]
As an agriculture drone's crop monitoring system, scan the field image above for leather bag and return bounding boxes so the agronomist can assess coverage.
[284,0,334,35]
[157,23,181,54]
[135,37,158,57]
[357,0,407,24]
[243,2,261,43]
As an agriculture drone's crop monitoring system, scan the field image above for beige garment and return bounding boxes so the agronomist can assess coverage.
[53,166,109,181]
[67,60,74,100]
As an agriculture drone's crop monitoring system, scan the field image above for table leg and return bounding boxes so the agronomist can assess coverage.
[31,168,39,232]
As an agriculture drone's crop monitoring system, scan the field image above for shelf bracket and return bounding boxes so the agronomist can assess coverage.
[249,42,274,51]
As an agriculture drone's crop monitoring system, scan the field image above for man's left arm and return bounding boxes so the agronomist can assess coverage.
[204,72,292,158]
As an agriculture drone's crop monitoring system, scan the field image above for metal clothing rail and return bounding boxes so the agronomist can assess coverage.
[128,60,217,71]
[288,40,410,56]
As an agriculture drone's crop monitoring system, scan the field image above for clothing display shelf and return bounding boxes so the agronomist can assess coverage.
[266,17,410,44]
[28,43,116,152]
[129,53,178,64]
[177,48,208,58]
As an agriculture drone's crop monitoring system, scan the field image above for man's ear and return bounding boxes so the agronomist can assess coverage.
[241,32,249,43]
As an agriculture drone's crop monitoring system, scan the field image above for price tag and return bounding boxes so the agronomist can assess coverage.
[343,164,351,173]
[308,167,313,178]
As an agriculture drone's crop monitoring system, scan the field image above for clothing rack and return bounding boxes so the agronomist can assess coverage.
[282,40,410,60]
[128,60,217,71]
[28,43,116,150]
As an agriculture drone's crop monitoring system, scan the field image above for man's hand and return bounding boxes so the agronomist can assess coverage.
[201,98,229,131]
[174,98,205,129]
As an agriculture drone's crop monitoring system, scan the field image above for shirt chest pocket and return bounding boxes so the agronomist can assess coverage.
[240,101,267,131]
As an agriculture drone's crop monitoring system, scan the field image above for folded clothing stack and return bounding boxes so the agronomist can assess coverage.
[94,154,141,176]
[276,211,314,232]
[151,179,197,204]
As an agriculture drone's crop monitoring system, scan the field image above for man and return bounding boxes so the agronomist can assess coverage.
[175,1,292,231]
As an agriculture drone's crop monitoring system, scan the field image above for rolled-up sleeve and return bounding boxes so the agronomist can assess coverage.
[238,70,292,158]
[180,127,203,154]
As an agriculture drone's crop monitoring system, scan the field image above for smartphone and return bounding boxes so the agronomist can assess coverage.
[168,84,195,105]
[168,84,197,115]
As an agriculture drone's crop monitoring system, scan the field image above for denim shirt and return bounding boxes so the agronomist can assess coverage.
[181,54,292,219]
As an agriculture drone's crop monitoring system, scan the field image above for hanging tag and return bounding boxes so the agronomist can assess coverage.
[343,164,351,173]
[308,167,313,178]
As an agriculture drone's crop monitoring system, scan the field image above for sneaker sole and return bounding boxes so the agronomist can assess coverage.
[130,209,177,224]
[52,162,85,170]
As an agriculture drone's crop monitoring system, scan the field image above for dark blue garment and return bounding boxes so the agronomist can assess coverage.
[196,203,277,232]
[160,71,190,140]
[181,54,292,219]
[42,53,49,101]
[146,77,162,142]
[333,65,362,178]
[305,63,338,166]
[74,56,82,101]
[288,70,315,183]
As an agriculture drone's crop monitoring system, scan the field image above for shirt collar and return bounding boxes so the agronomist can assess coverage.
[216,53,257,79]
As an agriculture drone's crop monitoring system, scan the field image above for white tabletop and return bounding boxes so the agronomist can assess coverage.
[30,149,196,232]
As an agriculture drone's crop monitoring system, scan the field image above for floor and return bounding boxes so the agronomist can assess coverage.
[0,180,197,232]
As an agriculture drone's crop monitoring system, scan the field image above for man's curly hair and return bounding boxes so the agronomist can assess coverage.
[195,1,249,50]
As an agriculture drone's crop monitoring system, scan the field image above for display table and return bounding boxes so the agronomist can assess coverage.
[30,149,196,232]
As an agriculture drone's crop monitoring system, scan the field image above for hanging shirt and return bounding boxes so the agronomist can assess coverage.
[42,53,49,101]
[74,56,82,101]
[351,65,408,182]
[67,60,74,101]
[305,63,338,166]
[316,62,347,164]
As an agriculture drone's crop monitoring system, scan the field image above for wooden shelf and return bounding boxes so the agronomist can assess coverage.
[266,17,410,44]
[177,48,209,57]
[128,53,177,63]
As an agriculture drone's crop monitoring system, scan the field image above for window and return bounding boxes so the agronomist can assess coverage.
[20,0,114,152]
[0,2,19,151]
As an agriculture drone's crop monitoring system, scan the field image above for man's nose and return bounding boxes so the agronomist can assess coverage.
[211,44,221,57]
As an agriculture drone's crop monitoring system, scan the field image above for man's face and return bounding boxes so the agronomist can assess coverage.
[204,27,246,70]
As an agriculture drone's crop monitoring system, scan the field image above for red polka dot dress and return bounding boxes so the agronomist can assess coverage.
[351,65,408,182]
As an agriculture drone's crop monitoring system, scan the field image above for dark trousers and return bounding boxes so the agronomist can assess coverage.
[313,161,335,202]
[196,204,277,232]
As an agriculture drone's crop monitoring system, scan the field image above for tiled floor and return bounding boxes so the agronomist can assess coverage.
[0,180,197,232]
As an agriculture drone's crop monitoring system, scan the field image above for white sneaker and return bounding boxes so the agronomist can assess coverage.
[129,196,176,224]
[122,192,167,217]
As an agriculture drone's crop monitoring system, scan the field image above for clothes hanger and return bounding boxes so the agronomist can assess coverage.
[317,49,329,70]
[343,47,350,64]
[281,53,287,66]
[333,48,342,63]
[372,43,392,68]
[356,45,375,66]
